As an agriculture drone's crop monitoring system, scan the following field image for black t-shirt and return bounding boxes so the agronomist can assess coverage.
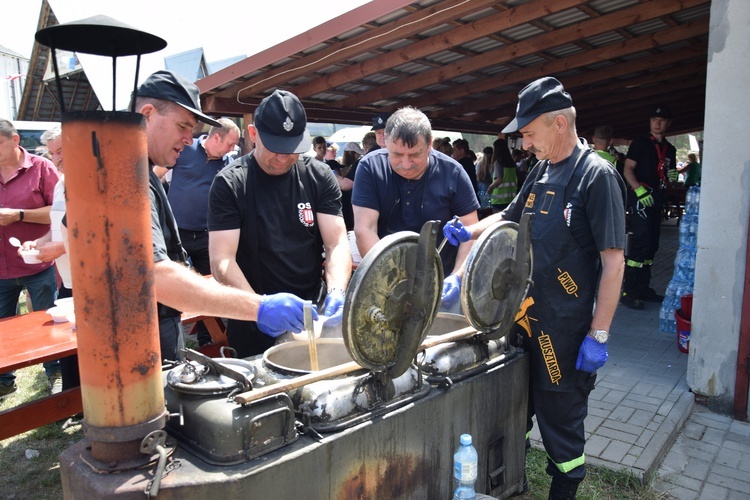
[149,169,188,318]
[341,160,358,231]
[208,153,342,300]
[458,156,478,195]
[626,134,677,191]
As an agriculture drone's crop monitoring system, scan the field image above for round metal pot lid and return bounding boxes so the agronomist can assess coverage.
[343,228,443,378]
[167,358,255,396]
[460,220,533,337]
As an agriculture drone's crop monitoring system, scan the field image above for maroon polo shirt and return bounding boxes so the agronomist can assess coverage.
[0,147,59,279]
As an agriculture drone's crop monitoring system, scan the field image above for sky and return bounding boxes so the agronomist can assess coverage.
[2,0,370,60]
[1,0,371,108]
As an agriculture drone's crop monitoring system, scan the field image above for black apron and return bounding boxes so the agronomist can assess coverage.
[515,148,600,392]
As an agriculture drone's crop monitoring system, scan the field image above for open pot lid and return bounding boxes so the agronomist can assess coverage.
[343,221,443,379]
[460,213,533,338]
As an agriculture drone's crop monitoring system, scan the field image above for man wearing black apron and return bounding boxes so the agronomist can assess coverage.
[444,77,626,499]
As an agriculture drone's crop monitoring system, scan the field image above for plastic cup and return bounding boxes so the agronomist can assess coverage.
[20,249,41,264]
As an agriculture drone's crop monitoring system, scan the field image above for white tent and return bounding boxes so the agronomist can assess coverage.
[328,125,462,144]
[327,125,371,144]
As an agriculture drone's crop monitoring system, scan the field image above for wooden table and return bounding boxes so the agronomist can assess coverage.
[0,312,82,441]
[180,311,228,357]
[0,309,228,440]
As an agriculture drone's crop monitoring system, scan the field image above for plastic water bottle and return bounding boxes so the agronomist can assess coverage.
[453,434,478,500]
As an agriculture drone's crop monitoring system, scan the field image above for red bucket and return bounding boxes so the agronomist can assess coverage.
[681,294,693,320]
[674,308,691,353]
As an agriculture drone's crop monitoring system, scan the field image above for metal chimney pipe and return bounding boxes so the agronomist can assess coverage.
[62,111,166,463]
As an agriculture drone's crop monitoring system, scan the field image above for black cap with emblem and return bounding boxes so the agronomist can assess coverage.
[254,90,310,154]
[650,104,672,119]
[371,112,391,131]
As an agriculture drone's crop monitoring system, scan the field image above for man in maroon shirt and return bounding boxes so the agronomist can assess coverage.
[0,119,60,397]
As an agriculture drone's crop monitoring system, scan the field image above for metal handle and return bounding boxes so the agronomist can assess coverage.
[304,301,319,371]
[436,215,459,254]
[140,430,168,498]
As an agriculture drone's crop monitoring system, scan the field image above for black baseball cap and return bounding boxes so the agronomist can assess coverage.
[371,112,391,131]
[136,70,221,127]
[502,77,573,133]
[254,90,309,154]
[651,104,672,119]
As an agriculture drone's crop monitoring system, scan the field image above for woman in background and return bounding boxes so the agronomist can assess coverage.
[486,138,517,213]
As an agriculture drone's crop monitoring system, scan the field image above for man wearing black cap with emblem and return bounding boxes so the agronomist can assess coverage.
[208,90,351,357]
[371,112,390,149]
[130,71,313,361]
[620,105,677,309]
[443,77,626,499]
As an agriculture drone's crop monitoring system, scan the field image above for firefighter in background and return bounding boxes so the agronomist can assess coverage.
[443,77,626,499]
[621,105,678,309]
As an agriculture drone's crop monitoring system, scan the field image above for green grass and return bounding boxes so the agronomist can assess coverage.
[0,364,83,500]
[518,447,668,500]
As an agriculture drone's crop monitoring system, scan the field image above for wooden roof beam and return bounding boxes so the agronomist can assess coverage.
[425,21,708,119]
[337,0,709,109]
[290,0,588,101]
[203,0,504,103]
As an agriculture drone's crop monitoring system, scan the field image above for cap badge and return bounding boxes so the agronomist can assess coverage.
[283,116,294,132]
[377,117,384,125]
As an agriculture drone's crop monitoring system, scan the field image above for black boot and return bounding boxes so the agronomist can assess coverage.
[620,266,643,309]
[548,477,579,500]
[638,266,664,303]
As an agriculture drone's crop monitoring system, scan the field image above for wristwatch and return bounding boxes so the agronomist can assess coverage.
[588,329,609,344]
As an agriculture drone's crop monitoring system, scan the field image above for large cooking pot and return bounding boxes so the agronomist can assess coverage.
[264,339,354,375]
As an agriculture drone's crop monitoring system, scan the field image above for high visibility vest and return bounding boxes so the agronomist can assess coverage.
[490,165,517,206]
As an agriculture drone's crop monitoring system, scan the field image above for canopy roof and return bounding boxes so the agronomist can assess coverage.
[198,0,710,140]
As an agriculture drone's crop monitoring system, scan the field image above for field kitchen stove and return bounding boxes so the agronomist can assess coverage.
[62,217,533,499]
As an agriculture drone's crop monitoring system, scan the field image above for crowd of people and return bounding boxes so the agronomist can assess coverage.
[1,69,701,498]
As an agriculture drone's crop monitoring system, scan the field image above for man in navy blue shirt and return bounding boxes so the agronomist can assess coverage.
[351,106,479,309]
[168,118,240,276]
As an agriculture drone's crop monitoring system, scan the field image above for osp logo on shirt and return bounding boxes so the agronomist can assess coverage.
[298,202,314,227]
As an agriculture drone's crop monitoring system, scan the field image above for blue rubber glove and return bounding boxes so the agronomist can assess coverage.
[634,185,654,207]
[575,336,608,373]
[323,288,345,326]
[256,293,316,338]
[441,274,461,309]
[442,219,471,246]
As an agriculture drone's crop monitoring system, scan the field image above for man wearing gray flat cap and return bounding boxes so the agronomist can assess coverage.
[443,76,626,499]
[128,71,313,361]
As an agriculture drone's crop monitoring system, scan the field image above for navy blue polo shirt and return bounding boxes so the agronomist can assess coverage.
[352,148,479,270]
